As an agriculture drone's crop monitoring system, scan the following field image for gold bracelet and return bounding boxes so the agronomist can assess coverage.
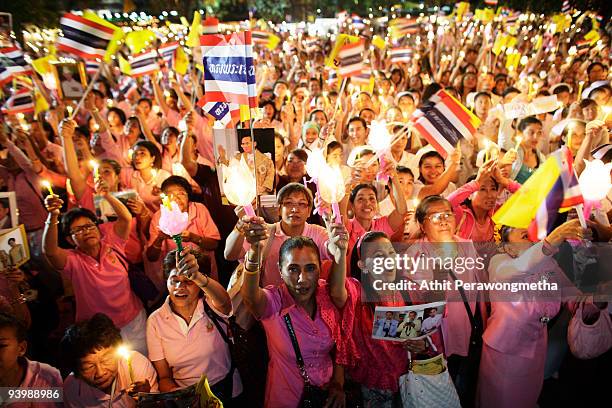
[244,267,260,275]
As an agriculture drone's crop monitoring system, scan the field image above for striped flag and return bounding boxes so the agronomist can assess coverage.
[562,0,571,13]
[389,47,412,64]
[389,18,420,38]
[0,46,33,85]
[591,143,612,160]
[337,40,364,77]
[199,100,240,128]
[1,89,34,115]
[351,15,366,30]
[327,68,338,88]
[158,42,179,67]
[576,40,590,55]
[484,0,498,5]
[85,60,100,75]
[251,30,281,50]
[57,12,122,61]
[410,90,480,159]
[128,50,160,77]
[200,31,257,108]
[352,68,371,86]
[527,147,583,240]
[117,76,138,97]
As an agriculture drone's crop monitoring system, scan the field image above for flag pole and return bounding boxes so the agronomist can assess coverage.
[69,66,102,121]
[245,36,260,218]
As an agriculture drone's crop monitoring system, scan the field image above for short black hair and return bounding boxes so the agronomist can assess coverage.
[278,236,320,269]
[415,195,451,224]
[517,116,542,133]
[309,109,327,122]
[162,127,180,138]
[100,159,121,175]
[61,208,98,239]
[107,107,126,125]
[396,166,414,177]
[587,62,607,75]
[474,92,492,103]
[277,182,313,209]
[419,151,445,169]
[579,98,598,109]
[131,140,162,170]
[326,141,342,155]
[502,87,521,98]
[8,238,15,244]
[0,312,27,342]
[347,116,367,129]
[349,183,377,204]
[163,248,210,279]
[161,175,193,198]
[137,98,152,108]
[60,313,122,376]
[552,84,571,95]
[288,148,308,163]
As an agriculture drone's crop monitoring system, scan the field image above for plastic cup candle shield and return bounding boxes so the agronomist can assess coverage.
[306,149,333,219]
[158,193,189,254]
[368,120,394,183]
[578,159,612,218]
[317,163,346,224]
[116,345,134,383]
[89,160,99,179]
[222,156,257,217]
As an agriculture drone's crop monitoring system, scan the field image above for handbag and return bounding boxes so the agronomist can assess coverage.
[567,297,612,359]
[226,223,276,330]
[284,314,328,408]
[399,356,461,408]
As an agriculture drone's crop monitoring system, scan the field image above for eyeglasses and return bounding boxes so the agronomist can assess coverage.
[70,224,97,235]
[282,201,309,210]
[424,212,454,225]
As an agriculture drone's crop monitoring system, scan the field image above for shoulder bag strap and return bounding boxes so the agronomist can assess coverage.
[446,269,477,329]
[203,300,232,345]
[283,314,312,385]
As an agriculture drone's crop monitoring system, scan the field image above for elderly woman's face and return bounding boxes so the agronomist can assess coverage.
[164,183,189,212]
[420,201,456,242]
[279,247,320,304]
[78,346,119,391]
[167,269,200,307]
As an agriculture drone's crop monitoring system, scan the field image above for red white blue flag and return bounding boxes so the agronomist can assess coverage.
[1,89,34,115]
[0,46,33,86]
[200,31,256,108]
[57,13,116,60]
[199,99,240,128]
[158,42,179,67]
[128,50,159,77]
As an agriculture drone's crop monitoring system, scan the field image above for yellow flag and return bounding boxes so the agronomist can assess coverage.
[31,56,55,76]
[455,2,470,20]
[475,9,494,23]
[266,33,281,50]
[505,52,521,70]
[534,35,543,50]
[492,35,507,56]
[34,89,50,116]
[492,155,562,228]
[125,30,156,54]
[118,55,131,75]
[83,10,124,62]
[174,46,189,75]
[584,30,600,46]
[186,11,201,48]
[325,34,360,68]
[372,35,386,50]
[505,36,518,49]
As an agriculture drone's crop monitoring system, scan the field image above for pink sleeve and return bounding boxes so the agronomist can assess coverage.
[146,317,165,362]
[335,278,362,367]
[196,204,220,240]
[99,130,123,162]
[507,180,522,193]
[447,180,479,210]
[165,109,181,127]
[61,250,77,278]
[260,286,282,320]
[102,224,128,254]
[148,210,162,246]
[194,114,215,166]
[38,168,67,189]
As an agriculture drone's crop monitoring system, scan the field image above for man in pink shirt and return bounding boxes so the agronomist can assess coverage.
[42,180,147,355]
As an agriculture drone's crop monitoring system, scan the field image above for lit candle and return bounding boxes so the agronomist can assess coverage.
[412,197,420,209]
[160,192,172,210]
[66,105,73,117]
[566,124,574,150]
[577,81,585,99]
[602,106,611,121]
[127,148,134,161]
[41,180,54,195]
[106,99,113,108]
[89,160,99,179]
[116,345,134,383]
[484,139,491,162]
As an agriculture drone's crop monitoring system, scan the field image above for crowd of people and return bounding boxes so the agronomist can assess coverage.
[0,5,611,408]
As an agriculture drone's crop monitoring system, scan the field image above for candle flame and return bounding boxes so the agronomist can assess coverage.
[368,120,393,152]
[116,345,131,360]
[41,180,51,189]
[160,193,173,209]
[305,149,327,182]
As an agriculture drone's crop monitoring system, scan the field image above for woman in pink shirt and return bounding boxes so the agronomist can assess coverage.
[241,217,350,408]
[477,220,585,408]
[146,176,220,282]
[62,313,158,408]
[0,312,62,408]
[42,184,147,355]
[147,249,242,404]
[447,160,521,242]
[124,141,171,213]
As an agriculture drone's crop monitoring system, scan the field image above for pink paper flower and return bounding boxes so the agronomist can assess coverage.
[159,201,189,237]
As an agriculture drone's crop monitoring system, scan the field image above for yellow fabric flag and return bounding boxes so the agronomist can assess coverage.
[31,56,55,76]
[186,11,202,48]
[505,52,521,70]
[455,2,470,20]
[372,35,386,50]
[492,155,562,228]
[492,35,507,56]
[82,10,124,62]
[266,33,281,50]
[125,30,156,54]
[475,9,494,23]
[239,105,250,123]
[534,35,543,51]
[118,55,131,75]
[505,36,518,49]
[34,89,49,116]
[584,30,600,46]
[174,46,189,75]
[552,14,571,34]
[325,34,360,68]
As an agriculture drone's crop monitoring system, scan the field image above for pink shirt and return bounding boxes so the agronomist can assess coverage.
[240,222,331,287]
[124,169,171,213]
[6,358,63,408]
[260,284,335,408]
[61,228,143,328]
[165,110,215,167]
[347,216,395,260]
[146,297,242,396]
[63,350,158,408]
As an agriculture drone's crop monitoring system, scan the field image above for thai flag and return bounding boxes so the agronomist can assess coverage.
[410,90,480,159]
[200,31,256,108]
[85,60,100,75]
[352,15,366,30]
[1,89,34,115]
[337,40,364,77]
[389,18,420,37]
[484,0,498,6]
[0,46,33,85]
[129,50,159,77]
[57,13,115,60]
[158,42,179,67]
[327,68,338,87]
[576,40,590,55]
[562,0,571,13]
[528,147,583,241]
[199,100,240,128]
[117,76,137,97]
[352,68,371,86]
[390,47,413,64]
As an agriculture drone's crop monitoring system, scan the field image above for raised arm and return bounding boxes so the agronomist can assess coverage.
[418,147,461,199]
[135,106,160,146]
[59,119,88,200]
[171,80,193,113]
[325,220,349,309]
[240,216,269,319]
[179,130,198,177]
[95,179,133,240]
[386,163,408,231]
[42,195,69,270]
[152,79,170,117]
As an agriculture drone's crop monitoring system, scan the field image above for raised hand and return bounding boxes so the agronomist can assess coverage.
[44,194,64,216]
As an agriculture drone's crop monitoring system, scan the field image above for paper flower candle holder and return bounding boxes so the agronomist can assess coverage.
[578,159,612,219]
[368,120,394,183]
[158,194,189,253]
[222,156,257,216]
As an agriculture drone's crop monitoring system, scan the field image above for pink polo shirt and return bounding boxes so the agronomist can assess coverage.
[347,216,396,260]
[146,297,242,396]
[240,222,331,287]
[61,228,143,329]
[124,169,171,213]
[63,350,158,408]
[6,358,62,408]
[165,110,215,167]
[260,284,335,408]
